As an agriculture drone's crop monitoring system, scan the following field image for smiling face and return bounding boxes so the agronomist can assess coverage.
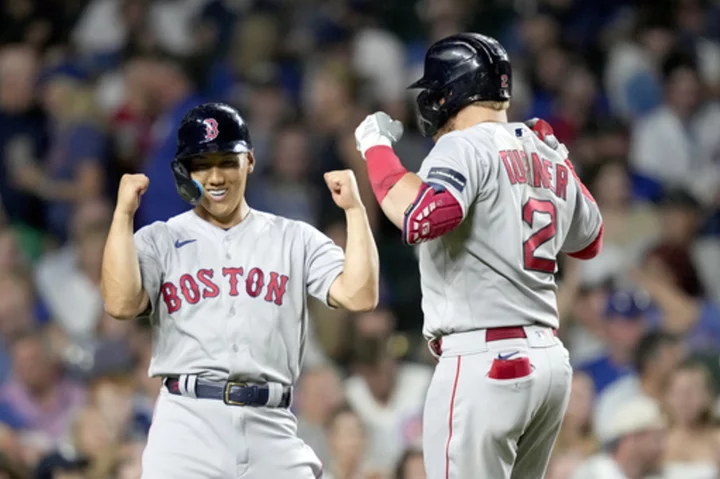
[189,152,254,227]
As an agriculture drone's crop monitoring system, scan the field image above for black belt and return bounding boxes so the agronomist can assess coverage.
[165,377,292,408]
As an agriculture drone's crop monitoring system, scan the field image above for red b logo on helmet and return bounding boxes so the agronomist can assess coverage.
[202,118,219,141]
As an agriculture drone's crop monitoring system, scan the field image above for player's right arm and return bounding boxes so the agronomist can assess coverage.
[355,112,474,245]
[101,174,151,320]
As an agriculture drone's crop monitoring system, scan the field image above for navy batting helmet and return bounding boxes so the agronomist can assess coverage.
[172,102,252,205]
[408,33,512,138]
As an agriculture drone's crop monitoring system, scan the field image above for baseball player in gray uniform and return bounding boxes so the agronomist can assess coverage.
[100,103,379,479]
[355,34,604,478]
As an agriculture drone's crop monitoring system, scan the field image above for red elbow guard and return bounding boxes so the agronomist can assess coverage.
[403,183,464,245]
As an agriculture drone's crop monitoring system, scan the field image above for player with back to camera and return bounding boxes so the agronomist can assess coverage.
[354,33,604,478]
[100,103,379,479]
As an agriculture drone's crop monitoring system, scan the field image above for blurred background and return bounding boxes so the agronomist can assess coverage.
[0,0,718,478]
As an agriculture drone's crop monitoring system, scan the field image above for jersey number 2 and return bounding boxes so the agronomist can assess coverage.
[522,198,557,273]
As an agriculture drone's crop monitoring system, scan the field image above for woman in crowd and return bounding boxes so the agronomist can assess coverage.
[663,360,720,479]
[552,372,598,458]
[12,67,107,243]
[323,404,380,479]
[632,243,720,355]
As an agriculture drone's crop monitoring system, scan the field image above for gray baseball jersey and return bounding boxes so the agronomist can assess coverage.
[416,122,602,338]
[133,209,344,386]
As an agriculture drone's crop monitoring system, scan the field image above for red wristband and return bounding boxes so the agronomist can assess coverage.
[365,145,408,204]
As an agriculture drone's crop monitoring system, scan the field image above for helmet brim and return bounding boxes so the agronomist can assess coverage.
[176,140,251,161]
[408,77,432,90]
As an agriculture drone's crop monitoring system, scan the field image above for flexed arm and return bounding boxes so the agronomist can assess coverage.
[355,112,465,245]
[101,174,151,319]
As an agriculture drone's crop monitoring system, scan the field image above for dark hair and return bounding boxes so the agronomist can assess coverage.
[661,50,699,83]
[131,50,198,89]
[634,331,681,375]
[661,188,702,211]
[0,452,29,479]
[394,447,423,479]
[668,359,717,426]
[581,156,629,197]
[644,242,705,297]
[326,403,361,430]
[632,5,675,38]
[593,116,630,138]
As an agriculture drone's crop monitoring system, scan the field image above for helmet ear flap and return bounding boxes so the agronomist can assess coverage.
[171,160,204,205]
[415,89,450,137]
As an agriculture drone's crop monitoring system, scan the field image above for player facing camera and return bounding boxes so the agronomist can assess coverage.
[101,100,379,479]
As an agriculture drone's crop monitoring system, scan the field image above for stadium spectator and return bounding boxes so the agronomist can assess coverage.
[296,364,346,466]
[115,435,144,479]
[344,310,430,473]
[572,395,667,479]
[35,199,111,344]
[0,330,86,465]
[28,66,107,242]
[136,54,206,228]
[594,331,685,444]
[656,189,720,303]
[578,289,652,394]
[662,360,720,479]
[0,46,47,239]
[604,8,675,120]
[323,404,375,479]
[62,404,121,478]
[393,447,425,479]
[630,51,720,207]
[547,65,606,147]
[89,373,150,443]
[0,270,39,384]
[632,242,720,354]
[247,121,320,226]
[553,372,598,457]
[105,56,155,180]
[579,157,661,283]
[558,259,611,367]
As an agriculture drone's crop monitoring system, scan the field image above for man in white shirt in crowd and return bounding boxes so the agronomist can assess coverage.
[594,331,685,443]
[572,395,667,479]
[630,51,720,207]
[343,309,431,475]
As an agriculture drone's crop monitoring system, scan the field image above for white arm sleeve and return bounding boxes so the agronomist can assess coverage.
[302,223,345,307]
[134,224,164,316]
[562,172,603,253]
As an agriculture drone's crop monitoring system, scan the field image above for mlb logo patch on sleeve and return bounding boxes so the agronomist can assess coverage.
[427,167,467,192]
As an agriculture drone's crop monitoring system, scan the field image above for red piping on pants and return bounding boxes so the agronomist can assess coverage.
[445,356,462,479]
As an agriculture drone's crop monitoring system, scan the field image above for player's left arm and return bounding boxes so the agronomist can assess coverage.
[305,169,379,312]
[355,112,478,244]
[527,118,603,260]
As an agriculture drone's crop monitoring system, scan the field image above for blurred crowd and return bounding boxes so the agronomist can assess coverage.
[0,0,719,478]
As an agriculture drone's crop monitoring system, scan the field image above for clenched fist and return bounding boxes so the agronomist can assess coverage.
[354,111,404,160]
[324,170,363,211]
[116,174,149,216]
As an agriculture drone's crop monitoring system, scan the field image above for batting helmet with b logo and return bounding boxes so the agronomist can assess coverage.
[172,103,253,205]
[408,33,512,138]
